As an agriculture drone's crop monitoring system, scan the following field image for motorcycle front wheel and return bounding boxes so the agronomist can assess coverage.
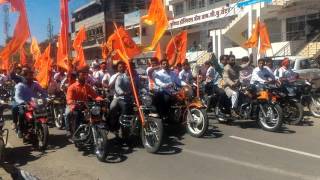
[308,96,320,118]
[258,103,283,132]
[283,101,304,125]
[95,128,108,162]
[186,108,208,138]
[54,107,65,129]
[36,124,49,151]
[141,117,163,153]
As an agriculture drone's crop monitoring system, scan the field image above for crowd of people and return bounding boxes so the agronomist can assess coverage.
[0,53,299,140]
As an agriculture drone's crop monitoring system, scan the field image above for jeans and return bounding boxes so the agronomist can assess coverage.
[12,102,19,125]
[153,91,172,118]
[109,98,133,131]
[17,104,26,133]
[65,106,85,133]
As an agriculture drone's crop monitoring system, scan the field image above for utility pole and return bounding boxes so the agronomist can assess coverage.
[47,18,54,42]
[3,5,10,43]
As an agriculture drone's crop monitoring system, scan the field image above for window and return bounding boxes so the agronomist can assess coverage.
[209,0,224,4]
[188,0,197,10]
[198,0,205,8]
[286,16,306,40]
[174,2,184,16]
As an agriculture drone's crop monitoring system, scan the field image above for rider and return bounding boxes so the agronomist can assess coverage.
[13,69,48,138]
[179,62,193,85]
[146,57,160,92]
[239,56,254,86]
[250,58,275,85]
[223,54,251,117]
[274,58,297,82]
[65,66,102,137]
[153,59,187,118]
[108,61,132,131]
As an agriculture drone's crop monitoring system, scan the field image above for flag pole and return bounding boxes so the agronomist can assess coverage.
[113,22,146,127]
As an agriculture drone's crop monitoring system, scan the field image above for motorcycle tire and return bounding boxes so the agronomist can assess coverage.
[0,138,5,163]
[283,101,304,125]
[258,103,283,132]
[141,117,163,154]
[37,124,49,151]
[186,108,208,138]
[308,96,320,118]
[95,128,108,162]
[54,108,65,130]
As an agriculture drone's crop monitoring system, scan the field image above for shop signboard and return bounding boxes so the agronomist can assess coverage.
[237,0,272,8]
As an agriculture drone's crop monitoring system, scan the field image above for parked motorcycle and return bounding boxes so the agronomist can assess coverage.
[20,98,49,150]
[216,84,283,132]
[113,90,163,153]
[47,94,66,129]
[168,86,209,138]
[71,100,108,162]
[297,81,320,118]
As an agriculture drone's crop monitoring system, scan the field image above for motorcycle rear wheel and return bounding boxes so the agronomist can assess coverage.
[0,138,5,163]
[308,96,320,118]
[36,124,49,151]
[283,101,304,125]
[141,117,163,153]
[258,104,283,132]
[95,128,108,162]
[54,108,64,130]
[186,108,208,138]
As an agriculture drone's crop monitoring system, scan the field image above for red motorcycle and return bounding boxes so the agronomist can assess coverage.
[21,98,49,150]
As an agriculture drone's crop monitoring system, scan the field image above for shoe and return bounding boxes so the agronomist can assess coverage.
[231,109,240,119]
[17,130,23,138]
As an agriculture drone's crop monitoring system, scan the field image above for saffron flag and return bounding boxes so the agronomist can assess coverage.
[166,30,188,66]
[19,46,27,66]
[153,43,162,61]
[100,42,108,60]
[36,44,52,88]
[0,0,30,71]
[259,22,271,54]
[106,33,121,60]
[109,25,141,62]
[31,37,42,69]
[72,26,87,68]
[243,18,260,48]
[141,0,168,51]
[57,0,69,70]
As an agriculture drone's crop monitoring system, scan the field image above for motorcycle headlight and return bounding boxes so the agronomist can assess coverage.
[36,99,44,106]
[142,95,152,107]
[91,106,101,116]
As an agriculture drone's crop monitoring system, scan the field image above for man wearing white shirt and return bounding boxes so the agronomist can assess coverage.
[146,58,160,92]
[179,62,193,85]
[250,59,275,85]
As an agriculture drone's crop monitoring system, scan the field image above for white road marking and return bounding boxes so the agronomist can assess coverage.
[230,136,320,159]
[184,149,320,180]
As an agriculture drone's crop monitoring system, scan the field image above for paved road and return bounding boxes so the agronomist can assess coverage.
[1,113,320,180]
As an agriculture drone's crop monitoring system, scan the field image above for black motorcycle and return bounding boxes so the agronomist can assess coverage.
[47,94,66,129]
[71,100,108,162]
[0,101,9,162]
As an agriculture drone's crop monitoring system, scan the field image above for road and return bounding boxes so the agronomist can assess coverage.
[1,112,320,180]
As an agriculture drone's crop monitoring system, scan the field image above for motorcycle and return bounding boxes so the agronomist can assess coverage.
[113,90,163,153]
[21,98,49,150]
[0,100,9,163]
[168,86,209,138]
[216,84,283,132]
[71,100,108,162]
[47,94,66,129]
[297,80,320,118]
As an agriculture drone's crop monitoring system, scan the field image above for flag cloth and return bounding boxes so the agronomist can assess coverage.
[243,18,260,48]
[19,46,27,65]
[31,37,42,69]
[100,42,108,60]
[72,26,87,68]
[106,33,121,60]
[141,0,168,51]
[0,0,30,71]
[57,0,69,70]
[36,44,52,88]
[154,43,162,61]
[259,22,271,54]
[166,30,188,66]
[110,26,141,62]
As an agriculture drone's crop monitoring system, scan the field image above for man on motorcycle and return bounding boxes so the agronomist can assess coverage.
[250,58,275,85]
[13,69,48,138]
[179,62,193,85]
[108,61,132,131]
[223,55,251,117]
[274,58,298,82]
[146,57,160,92]
[153,59,187,118]
[65,66,102,137]
[239,56,254,86]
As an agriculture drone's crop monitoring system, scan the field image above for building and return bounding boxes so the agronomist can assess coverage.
[167,0,320,61]
[71,0,148,61]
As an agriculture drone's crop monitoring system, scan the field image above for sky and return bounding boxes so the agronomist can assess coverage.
[0,0,91,46]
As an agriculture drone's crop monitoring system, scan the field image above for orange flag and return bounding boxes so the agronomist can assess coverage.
[72,26,87,68]
[243,18,260,48]
[36,44,52,88]
[141,0,168,51]
[154,43,162,61]
[57,0,69,70]
[0,0,30,71]
[100,42,109,60]
[166,31,188,66]
[31,37,42,69]
[110,25,142,62]
[19,46,27,66]
[259,22,271,54]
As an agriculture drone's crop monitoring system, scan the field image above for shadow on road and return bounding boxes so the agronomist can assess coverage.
[157,136,184,155]
[202,125,224,139]
[5,145,42,167]
[47,133,71,151]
